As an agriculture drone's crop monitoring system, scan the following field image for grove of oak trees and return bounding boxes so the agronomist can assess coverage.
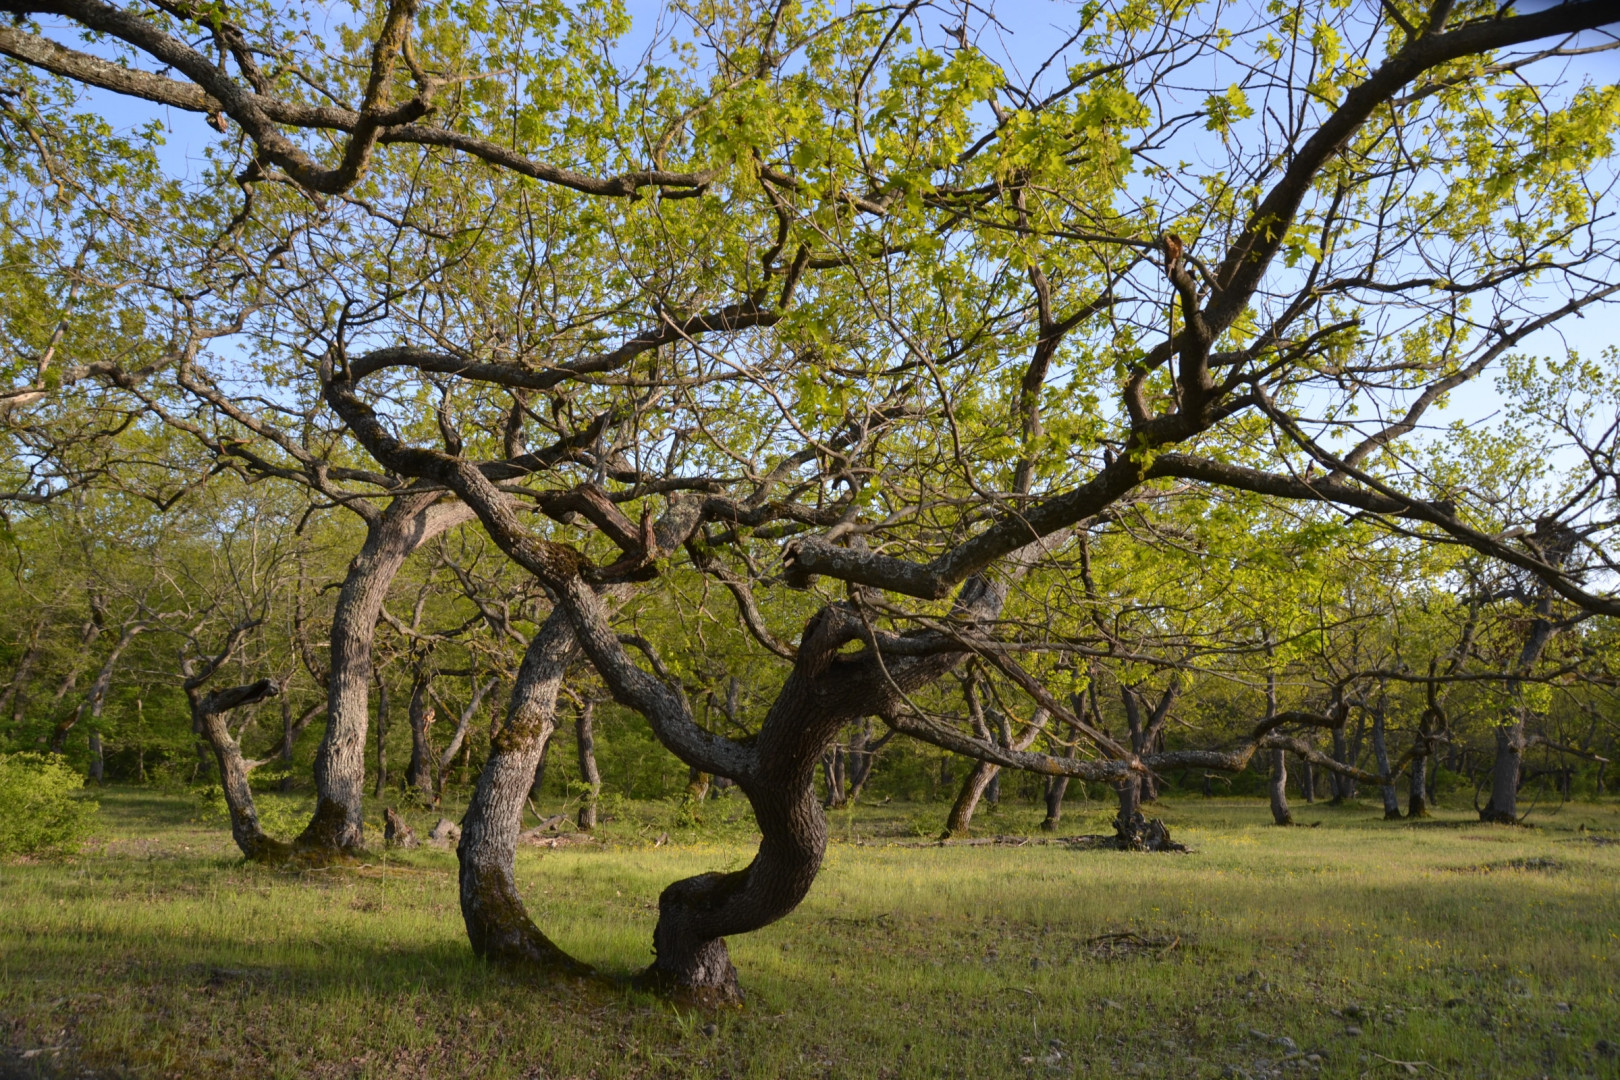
[1,0,1618,1000]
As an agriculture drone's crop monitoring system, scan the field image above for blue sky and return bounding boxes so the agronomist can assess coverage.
[20,0,1620,465]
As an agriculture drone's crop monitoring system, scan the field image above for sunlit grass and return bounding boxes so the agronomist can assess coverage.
[2,789,1617,1078]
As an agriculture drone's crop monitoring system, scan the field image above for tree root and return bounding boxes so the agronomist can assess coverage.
[244,838,362,869]
[1113,810,1188,852]
[630,964,745,1009]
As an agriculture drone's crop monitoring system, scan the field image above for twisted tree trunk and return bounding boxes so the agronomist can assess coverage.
[457,610,592,974]
[944,759,1000,837]
[297,491,473,852]
[324,375,1088,1001]
[453,498,718,982]
[1269,749,1293,826]
[626,564,1051,1000]
[643,757,823,1002]
[189,678,285,860]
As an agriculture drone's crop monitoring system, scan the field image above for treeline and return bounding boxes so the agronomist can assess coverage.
[3,472,1612,829]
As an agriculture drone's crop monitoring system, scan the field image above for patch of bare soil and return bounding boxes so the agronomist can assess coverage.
[518,820,603,849]
[1084,930,1182,960]
[1450,855,1565,874]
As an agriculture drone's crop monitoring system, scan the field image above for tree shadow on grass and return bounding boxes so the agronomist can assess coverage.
[2,922,662,1080]
[91,789,204,832]
[2,896,645,1006]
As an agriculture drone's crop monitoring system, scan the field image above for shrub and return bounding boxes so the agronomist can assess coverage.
[191,782,309,840]
[0,752,99,855]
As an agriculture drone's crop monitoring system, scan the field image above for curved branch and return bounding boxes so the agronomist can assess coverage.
[0,6,713,196]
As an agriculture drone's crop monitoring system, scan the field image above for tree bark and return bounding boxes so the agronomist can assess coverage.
[297,491,474,852]
[575,699,600,830]
[87,729,104,782]
[1269,749,1293,825]
[453,496,719,983]
[189,679,285,860]
[1123,688,1150,801]
[1329,726,1349,804]
[1480,718,1524,823]
[1114,771,1143,840]
[1482,536,1570,823]
[1371,703,1402,820]
[943,759,1000,837]
[1407,751,1428,818]
[627,579,1036,1000]
[404,667,436,798]
[1042,776,1069,830]
[456,609,592,974]
[1262,670,1292,825]
[941,707,1048,837]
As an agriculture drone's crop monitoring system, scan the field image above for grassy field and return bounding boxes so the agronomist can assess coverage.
[2,788,1618,1079]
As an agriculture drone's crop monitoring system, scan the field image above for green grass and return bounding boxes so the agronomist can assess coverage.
[3,788,1619,1079]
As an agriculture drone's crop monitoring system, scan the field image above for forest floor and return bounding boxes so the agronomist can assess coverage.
[1,788,1618,1080]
